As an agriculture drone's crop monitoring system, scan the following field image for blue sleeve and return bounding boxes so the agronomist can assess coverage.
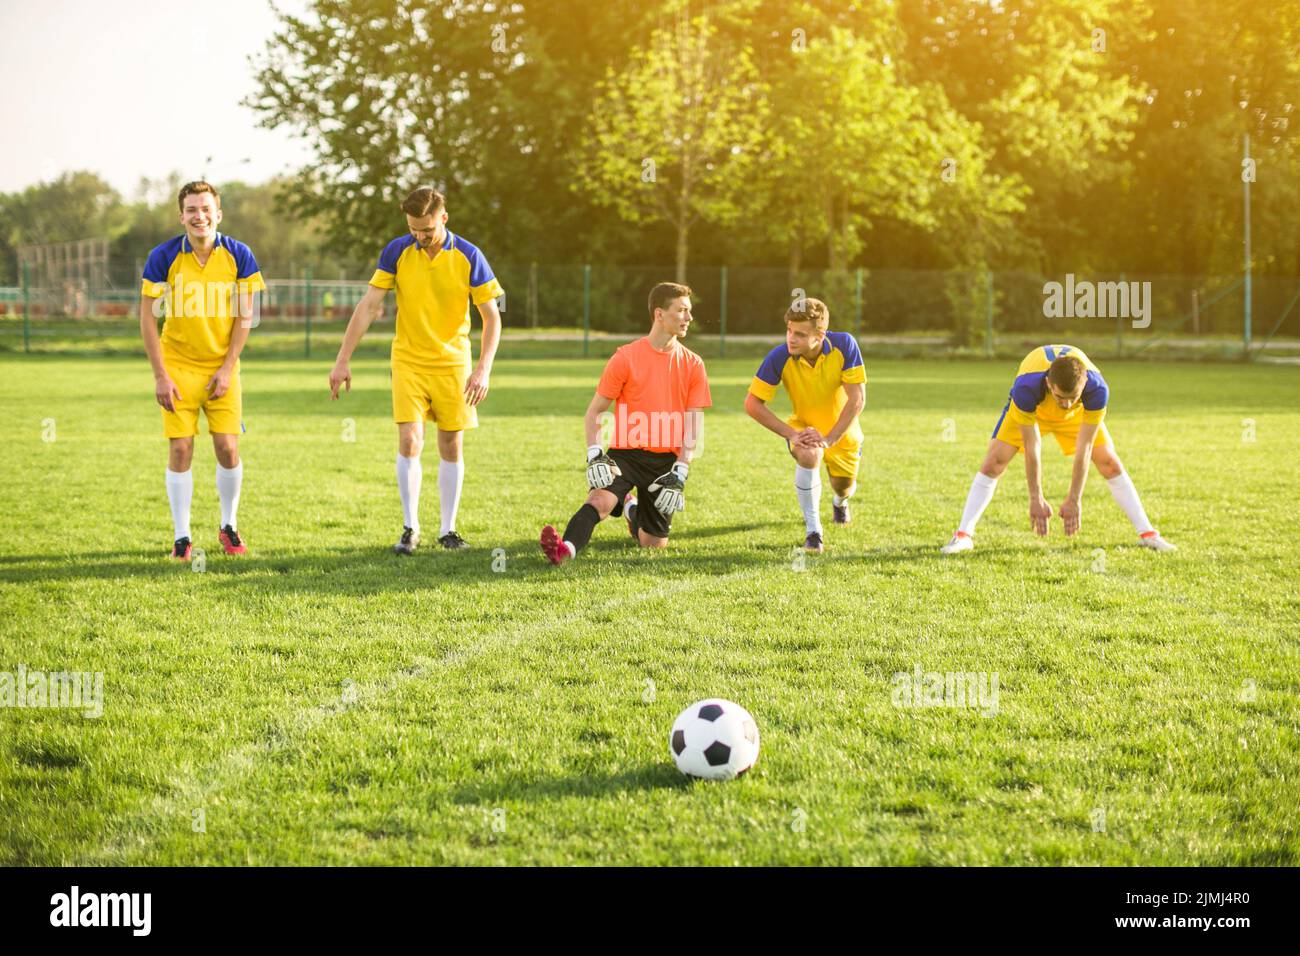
[754,344,789,385]
[457,238,497,287]
[829,331,863,370]
[1011,372,1046,414]
[1082,370,1109,411]
[375,236,411,274]
[142,240,177,283]
[223,237,261,279]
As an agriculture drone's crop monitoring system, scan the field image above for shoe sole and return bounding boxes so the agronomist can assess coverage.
[540,525,565,564]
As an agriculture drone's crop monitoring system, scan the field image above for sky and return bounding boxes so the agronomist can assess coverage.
[0,0,315,197]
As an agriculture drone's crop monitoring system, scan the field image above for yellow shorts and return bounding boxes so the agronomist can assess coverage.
[992,402,1111,456]
[392,362,478,430]
[786,418,862,480]
[161,359,242,438]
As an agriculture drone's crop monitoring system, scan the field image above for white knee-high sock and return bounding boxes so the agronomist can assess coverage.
[957,472,999,535]
[165,468,192,539]
[396,453,422,532]
[216,462,243,530]
[795,464,822,534]
[439,458,464,536]
[1107,472,1154,535]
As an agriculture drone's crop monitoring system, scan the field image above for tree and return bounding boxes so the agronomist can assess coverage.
[249,0,656,268]
[574,9,770,281]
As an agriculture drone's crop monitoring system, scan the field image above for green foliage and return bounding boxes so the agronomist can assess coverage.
[4,0,1297,293]
[575,9,771,281]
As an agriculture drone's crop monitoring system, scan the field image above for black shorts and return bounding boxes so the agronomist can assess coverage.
[606,448,679,539]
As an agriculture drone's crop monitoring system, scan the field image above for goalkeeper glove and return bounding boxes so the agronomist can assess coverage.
[647,462,689,516]
[586,445,620,489]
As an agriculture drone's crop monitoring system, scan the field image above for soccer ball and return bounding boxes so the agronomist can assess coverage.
[669,698,760,780]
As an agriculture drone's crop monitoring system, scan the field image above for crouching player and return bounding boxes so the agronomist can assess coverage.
[941,344,1175,552]
[540,282,711,563]
[744,298,865,553]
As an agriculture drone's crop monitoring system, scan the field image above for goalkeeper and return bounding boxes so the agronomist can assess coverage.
[541,282,712,564]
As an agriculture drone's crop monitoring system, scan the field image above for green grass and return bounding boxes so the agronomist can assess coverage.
[1,353,1297,865]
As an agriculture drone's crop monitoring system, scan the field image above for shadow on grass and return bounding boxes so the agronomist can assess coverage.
[0,522,785,584]
[452,762,692,805]
[0,527,1099,590]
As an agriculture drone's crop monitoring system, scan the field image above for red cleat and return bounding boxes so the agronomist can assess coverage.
[219,525,247,555]
[171,537,192,561]
[539,524,571,565]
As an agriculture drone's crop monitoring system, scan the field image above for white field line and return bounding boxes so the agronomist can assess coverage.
[86,565,758,864]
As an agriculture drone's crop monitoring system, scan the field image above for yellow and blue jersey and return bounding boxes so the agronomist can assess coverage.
[1004,344,1108,428]
[369,231,504,370]
[748,331,866,437]
[141,234,266,369]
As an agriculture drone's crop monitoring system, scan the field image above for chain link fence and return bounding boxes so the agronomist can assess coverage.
[2,264,1298,362]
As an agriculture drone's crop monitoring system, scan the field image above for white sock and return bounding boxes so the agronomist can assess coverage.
[957,472,999,536]
[165,468,192,540]
[795,465,822,534]
[1107,472,1154,535]
[832,484,856,507]
[439,458,465,536]
[216,462,243,531]
[396,453,422,532]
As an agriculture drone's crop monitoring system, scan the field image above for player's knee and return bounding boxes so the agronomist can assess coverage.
[168,439,194,470]
[436,430,462,462]
[979,458,1006,479]
[586,488,617,518]
[794,447,821,469]
[398,432,423,457]
[1094,451,1124,479]
[212,434,239,467]
[638,533,668,549]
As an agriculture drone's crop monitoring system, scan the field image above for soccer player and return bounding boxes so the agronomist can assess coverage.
[941,344,1176,552]
[329,186,503,553]
[540,282,711,563]
[744,298,865,553]
[139,181,265,560]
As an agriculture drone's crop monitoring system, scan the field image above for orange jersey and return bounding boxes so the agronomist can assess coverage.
[597,337,711,454]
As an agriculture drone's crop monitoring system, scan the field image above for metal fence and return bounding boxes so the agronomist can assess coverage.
[2,265,1298,362]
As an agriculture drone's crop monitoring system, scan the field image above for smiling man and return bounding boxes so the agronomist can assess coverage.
[941,344,1175,552]
[540,282,711,563]
[139,181,265,561]
[329,186,503,554]
[744,297,865,554]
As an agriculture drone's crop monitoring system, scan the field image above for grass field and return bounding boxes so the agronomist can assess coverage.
[1,351,1297,865]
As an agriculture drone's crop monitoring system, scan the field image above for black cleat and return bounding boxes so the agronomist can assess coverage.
[393,527,420,555]
[832,501,851,525]
[804,531,824,554]
[171,537,192,561]
[439,531,469,550]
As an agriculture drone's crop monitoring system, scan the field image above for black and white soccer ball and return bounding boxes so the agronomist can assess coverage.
[669,698,760,780]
